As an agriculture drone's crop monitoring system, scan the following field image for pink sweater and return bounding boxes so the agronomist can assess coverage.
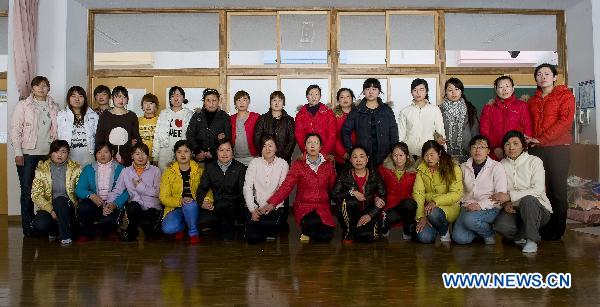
[460,157,508,210]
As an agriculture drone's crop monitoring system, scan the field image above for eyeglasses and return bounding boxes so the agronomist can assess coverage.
[470,145,489,151]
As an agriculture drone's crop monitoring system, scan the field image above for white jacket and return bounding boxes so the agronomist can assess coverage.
[57,108,99,154]
[461,157,507,210]
[398,101,446,156]
[501,152,552,213]
[152,107,194,160]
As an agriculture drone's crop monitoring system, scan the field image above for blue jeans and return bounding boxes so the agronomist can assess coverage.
[17,154,47,235]
[162,201,200,236]
[416,207,449,244]
[452,207,500,244]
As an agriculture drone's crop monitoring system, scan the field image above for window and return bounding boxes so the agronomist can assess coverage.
[339,13,386,65]
[0,16,7,72]
[280,78,330,114]
[228,78,278,115]
[388,12,436,65]
[228,13,277,66]
[280,12,329,65]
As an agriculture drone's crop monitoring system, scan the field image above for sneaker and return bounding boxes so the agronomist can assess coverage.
[265,236,276,241]
[514,239,527,245]
[48,235,57,242]
[342,239,353,244]
[381,230,390,238]
[522,240,538,253]
[402,233,412,240]
[60,238,73,246]
[300,234,310,242]
[188,235,201,245]
[174,231,185,241]
[484,236,496,245]
[440,231,451,242]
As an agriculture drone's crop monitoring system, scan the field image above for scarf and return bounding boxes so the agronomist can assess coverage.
[442,98,467,161]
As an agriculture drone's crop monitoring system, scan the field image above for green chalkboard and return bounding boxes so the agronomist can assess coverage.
[464,87,537,116]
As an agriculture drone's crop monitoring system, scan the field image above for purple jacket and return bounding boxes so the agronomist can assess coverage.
[108,164,162,211]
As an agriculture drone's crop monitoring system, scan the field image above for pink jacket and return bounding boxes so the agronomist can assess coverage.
[479,95,532,153]
[10,94,59,156]
[460,157,508,210]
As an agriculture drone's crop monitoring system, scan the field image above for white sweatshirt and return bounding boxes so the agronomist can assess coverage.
[501,152,552,213]
[398,101,446,156]
[152,107,194,160]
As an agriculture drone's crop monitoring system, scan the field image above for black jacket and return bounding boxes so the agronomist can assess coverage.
[196,159,246,204]
[341,100,399,166]
[331,168,386,218]
[186,108,231,159]
[253,110,296,163]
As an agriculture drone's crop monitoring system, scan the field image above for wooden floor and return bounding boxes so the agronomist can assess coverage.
[2,215,600,306]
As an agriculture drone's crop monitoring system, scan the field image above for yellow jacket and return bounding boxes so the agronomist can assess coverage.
[31,159,81,213]
[413,161,462,223]
[159,160,213,218]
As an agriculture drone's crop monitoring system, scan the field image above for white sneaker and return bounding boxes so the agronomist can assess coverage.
[48,235,57,242]
[514,239,527,245]
[522,240,538,253]
[440,231,451,242]
[60,238,73,246]
[484,236,496,245]
[402,233,412,240]
[266,236,276,241]
[300,234,310,242]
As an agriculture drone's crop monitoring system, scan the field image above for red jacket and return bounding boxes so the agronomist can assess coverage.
[334,111,356,164]
[377,164,416,210]
[230,112,260,156]
[479,95,533,152]
[528,85,575,146]
[295,103,337,156]
[268,155,337,227]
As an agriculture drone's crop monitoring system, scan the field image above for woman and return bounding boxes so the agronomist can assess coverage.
[187,88,231,163]
[333,88,356,171]
[452,135,507,245]
[57,86,99,166]
[76,142,128,241]
[331,146,386,243]
[479,76,533,160]
[230,90,260,166]
[95,86,142,166]
[108,143,162,241]
[413,140,463,243]
[342,78,398,167]
[267,133,337,242]
[160,140,213,245]
[377,142,417,240]
[493,130,552,253]
[138,93,158,162]
[196,139,247,241]
[398,78,446,157]
[294,85,336,157]
[441,77,479,163]
[243,135,289,243]
[253,91,296,164]
[527,63,575,241]
[31,140,81,246]
[10,76,59,236]
[153,86,194,170]
[93,85,112,115]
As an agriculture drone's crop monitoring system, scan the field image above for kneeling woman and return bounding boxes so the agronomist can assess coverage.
[413,140,463,243]
[331,146,386,243]
[243,135,289,243]
[493,130,552,253]
[108,143,162,241]
[160,140,213,244]
[452,135,507,245]
[31,140,81,246]
[196,139,247,241]
[76,142,129,240]
[267,133,337,242]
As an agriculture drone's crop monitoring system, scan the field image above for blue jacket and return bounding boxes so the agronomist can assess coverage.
[75,161,129,209]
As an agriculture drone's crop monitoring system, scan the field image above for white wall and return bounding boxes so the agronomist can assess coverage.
[567,0,596,144]
[7,0,18,215]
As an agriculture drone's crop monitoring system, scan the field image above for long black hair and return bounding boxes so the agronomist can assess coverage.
[444,77,477,128]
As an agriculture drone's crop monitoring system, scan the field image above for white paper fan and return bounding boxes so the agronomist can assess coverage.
[109,127,129,146]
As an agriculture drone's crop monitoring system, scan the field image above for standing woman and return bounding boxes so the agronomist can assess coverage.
[331,146,386,243]
[342,78,398,167]
[10,76,59,236]
[76,142,128,241]
[95,86,141,166]
[377,142,417,239]
[441,77,479,163]
[398,78,446,157]
[253,91,296,164]
[57,86,99,167]
[108,143,162,241]
[527,63,575,241]
[196,139,247,241]
[413,140,463,243]
[230,90,260,166]
[333,88,356,170]
[31,140,81,246]
[267,133,337,242]
[243,135,289,243]
[187,88,231,163]
[153,86,194,170]
[160,140,213,245]
[479,76,532,160]
[294,85,337,157]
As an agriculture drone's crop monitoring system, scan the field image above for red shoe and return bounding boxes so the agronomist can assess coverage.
[76,236,92,243]
[175,231,185,241]
[188,235,201,245]
[342,239,353,244]
[106,233,119,241]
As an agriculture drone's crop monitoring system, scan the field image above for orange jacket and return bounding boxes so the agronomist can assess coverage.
[527,85,575,146]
